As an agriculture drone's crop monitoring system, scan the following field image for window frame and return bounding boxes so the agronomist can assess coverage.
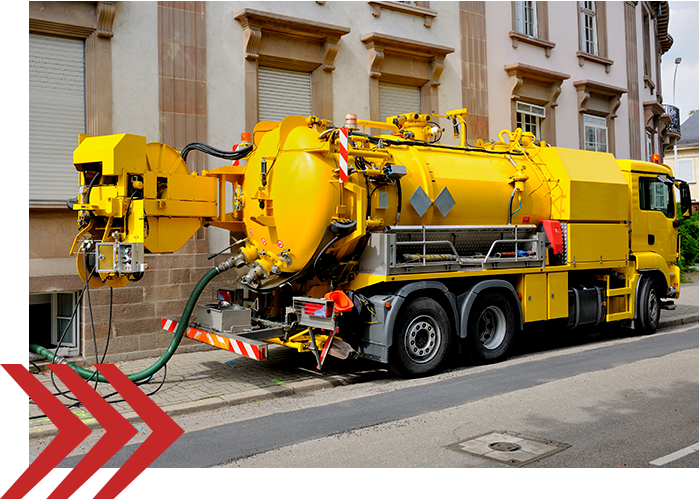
[29,1,115,210]
[677,158,695,183]
[583,113,608,152]
[509,2,554,56]
[639,176,675,219]
[576,1,611,72]
[579,1,598,56]
[361,32,454,130]
[573,79,626,156]
[234,9,350,132]
[516,101,545,141]
[30,292,80,353]
[505,63,570,146]
[514,0,539,38]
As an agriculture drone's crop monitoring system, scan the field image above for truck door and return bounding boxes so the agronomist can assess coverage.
[636,174,677,262]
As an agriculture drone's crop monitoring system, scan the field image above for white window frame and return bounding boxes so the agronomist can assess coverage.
[646,131,653,161]
[29,292,80,355]
[516,101,545,141]
[580,1,598,55]
[514,1,539,38]
[583,114,608,152]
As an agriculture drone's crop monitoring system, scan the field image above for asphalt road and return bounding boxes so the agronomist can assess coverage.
[56,324,698,470]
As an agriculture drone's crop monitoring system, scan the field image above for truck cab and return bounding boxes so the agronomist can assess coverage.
[619,159,690,302]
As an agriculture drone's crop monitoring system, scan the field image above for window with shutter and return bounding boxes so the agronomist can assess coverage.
[677,158,695,183]
[378,83,421,122]
[258,67,312,122]
[29,34,85,202]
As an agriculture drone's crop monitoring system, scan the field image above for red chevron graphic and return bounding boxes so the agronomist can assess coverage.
[48,365,137,499]
[2,364,92,499]
[8,363,181,500]
[94,364,184,499]
[1,364,184,499]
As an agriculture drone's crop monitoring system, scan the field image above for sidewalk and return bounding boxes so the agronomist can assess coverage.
[28,278,698,439]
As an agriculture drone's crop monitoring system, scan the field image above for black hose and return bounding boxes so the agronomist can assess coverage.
[180,142,253,162]
[396,178,402,225]
[85,171,101,203]
[313,235,340,279]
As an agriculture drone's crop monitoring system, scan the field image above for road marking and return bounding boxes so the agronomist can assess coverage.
[650,443,699,466]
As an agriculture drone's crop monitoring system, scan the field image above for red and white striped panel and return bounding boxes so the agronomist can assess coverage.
[338,127,348,183]
[161,318,267,361]
[231,143,248,167]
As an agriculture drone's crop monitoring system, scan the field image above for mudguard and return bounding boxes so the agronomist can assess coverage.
[457,279,523,339]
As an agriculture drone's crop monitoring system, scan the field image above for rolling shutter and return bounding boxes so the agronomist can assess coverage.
[29,34,85,202]
[258,67,312,122]
[379,83,421,122]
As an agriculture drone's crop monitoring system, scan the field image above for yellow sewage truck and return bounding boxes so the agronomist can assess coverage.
[65,110,692,376]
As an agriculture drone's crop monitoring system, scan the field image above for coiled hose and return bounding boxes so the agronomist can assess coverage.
[29,259,234,383]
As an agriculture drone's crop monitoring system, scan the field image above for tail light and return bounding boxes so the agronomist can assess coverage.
[303,303,332,318]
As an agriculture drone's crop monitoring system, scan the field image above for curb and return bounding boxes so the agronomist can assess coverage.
[28,314,699,441]
[658,315,699,330]
[29,372,367,441]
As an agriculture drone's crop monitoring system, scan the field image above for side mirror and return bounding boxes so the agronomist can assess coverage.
[679,181,692,219]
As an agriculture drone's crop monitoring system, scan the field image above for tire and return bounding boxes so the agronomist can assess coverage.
[389,297,452,377]
[465,291,516,363]
[636,276,660,335]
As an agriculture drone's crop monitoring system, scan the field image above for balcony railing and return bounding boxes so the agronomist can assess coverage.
[663,104,681,134]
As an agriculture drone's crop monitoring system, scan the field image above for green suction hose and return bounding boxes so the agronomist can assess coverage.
[30,258,235,383]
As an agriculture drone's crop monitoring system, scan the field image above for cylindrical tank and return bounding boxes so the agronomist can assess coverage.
[237,119,551,278]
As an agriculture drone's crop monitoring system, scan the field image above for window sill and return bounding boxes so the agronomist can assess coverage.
[509,31,556,57]
[368,1,437,28]
[576,51,613,73]
[30,201,72,211]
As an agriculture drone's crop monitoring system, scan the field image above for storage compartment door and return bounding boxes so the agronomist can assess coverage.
[547,272,568,319]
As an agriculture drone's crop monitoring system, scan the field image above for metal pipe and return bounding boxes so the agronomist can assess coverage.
[507,187,518,225]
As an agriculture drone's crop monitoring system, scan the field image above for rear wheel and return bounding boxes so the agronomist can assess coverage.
[636,276,660,334]
[389,297,452,377]
[466,291,516,363]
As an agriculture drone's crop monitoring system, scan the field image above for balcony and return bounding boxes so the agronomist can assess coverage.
[662,104,681,147]
[663,104,681,134]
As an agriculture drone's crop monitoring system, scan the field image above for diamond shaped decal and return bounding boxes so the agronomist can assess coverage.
[409,186,432,217]
[434,187,456,217]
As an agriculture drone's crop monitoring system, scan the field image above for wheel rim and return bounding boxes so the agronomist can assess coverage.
[403,315,442,364]
[647,287,659,325]
[477,305,507,350]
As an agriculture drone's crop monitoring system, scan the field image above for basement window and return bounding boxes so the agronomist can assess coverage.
[29,292,80,356]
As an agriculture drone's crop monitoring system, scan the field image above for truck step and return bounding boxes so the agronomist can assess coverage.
[161,317,268,360]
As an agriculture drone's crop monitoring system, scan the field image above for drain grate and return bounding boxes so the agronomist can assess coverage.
[448,431,570,466]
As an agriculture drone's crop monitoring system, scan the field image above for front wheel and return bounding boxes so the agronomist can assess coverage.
[465,291,516,363]
[389,297,452,377]
[636,276,660,334]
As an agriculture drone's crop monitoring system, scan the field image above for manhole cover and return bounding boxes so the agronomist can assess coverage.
[489,441,522,452]
[448,431,571,466]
